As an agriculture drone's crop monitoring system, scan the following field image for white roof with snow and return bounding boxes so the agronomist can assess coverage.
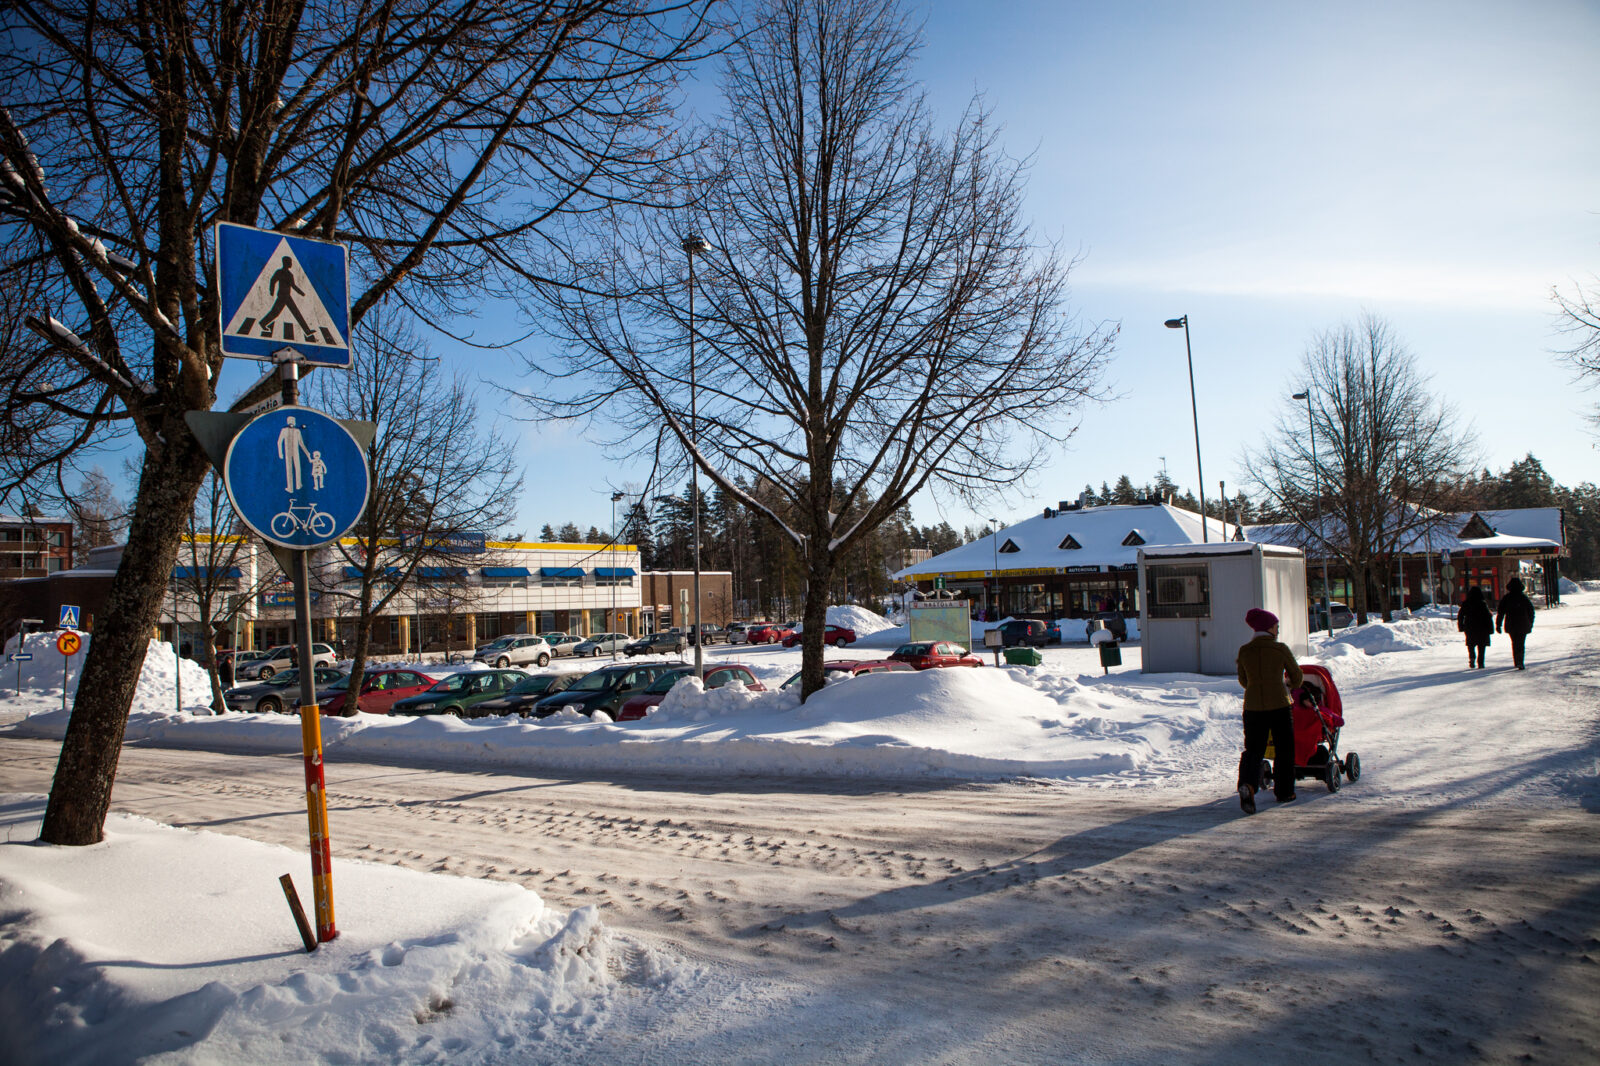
[893,503,1236,579]
[1244,506,1564,557]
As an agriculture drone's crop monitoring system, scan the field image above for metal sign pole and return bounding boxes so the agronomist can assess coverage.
[276,354,338,944]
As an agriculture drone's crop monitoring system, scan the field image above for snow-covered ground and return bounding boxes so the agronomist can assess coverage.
[2,592,1597,1063]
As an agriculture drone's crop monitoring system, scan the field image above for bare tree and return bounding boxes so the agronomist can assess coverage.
[307,313,521,704]
[530,0,1113,696]
[1245,315,1476,622]
[1552,276,1600,435]
[65,468,128,554]
[1,0,716,845]
[174,474,282,709]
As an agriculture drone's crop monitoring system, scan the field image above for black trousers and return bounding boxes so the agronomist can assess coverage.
[1238,706,1296,800]
[1507,632,1527,668]
[1467,641,1487,668]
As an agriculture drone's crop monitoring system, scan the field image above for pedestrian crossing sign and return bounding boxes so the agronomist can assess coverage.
[216,222,351,367]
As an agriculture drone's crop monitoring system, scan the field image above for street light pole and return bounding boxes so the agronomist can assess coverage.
[682,234,711,675]
[989,518,1001,620]
[1293,389,1333,635]
[610,490,625,661]
[1164,316,1207,542]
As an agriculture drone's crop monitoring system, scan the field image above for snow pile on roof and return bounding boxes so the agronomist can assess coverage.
[0,797,660,1065]
[3,632,215,716]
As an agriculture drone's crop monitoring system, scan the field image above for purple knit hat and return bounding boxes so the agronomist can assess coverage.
[1245,608,1278,632]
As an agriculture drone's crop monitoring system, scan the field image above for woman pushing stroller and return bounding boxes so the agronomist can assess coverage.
[1235,608,1302,814]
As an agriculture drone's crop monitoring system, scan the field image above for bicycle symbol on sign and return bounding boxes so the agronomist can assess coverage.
[271,498,336,540]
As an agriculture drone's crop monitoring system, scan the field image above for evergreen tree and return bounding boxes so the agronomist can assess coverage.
[557,522,582,542]
[539,523,557,542]
[1111,475,1138,504]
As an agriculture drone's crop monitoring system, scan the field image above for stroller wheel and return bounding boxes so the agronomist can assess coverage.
[1344,751,1361,783]
[1324,758,1341,793]
[1259,758,1273,791]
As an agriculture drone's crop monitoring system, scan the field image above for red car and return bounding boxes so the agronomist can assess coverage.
[320,668,438,716]
[888,641,983,670]
[744,622,794,645]
[781,624,857,648]
[617,664,767,720]
[780,658,913,689]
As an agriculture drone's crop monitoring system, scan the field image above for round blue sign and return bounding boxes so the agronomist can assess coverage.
[223,406,369,548]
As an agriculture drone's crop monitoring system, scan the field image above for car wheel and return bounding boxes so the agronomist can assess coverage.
[258,665,275,680]
[538,653,550,667]
[494,656,509,668]
[260,696,281,714]
[591,647,601,657]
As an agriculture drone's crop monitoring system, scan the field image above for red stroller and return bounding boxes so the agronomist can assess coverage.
[1262,664,1361,793]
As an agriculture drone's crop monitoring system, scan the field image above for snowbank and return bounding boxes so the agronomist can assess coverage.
[3,631,216,716]
[0,796,644,1066]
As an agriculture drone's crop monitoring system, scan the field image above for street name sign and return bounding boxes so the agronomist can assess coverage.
[223,406,370,549]
[217,222,351,367]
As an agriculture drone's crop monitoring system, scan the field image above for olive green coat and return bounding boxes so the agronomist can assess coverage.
[1236,633,1304,710]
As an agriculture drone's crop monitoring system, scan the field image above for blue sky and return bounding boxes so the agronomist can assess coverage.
[201,0,1598,540]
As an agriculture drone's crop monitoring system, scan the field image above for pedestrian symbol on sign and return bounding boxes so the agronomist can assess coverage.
[216,222,351,367]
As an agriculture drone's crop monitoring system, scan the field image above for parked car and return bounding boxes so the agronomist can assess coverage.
[540,633,586,657]
[617,664,767,721]
[686,624,728,646]
[390,669,529,716]
[888,641,982,670]
[463,672,582,717]
[572,632,633,657]
[744,622,794,645]
[225,666,347,714]
[1093,611,1129,641]
[1310,601,1355,630]
[624,631,688,656]
[780,659,913,689]
[724,622,751,644]
[473,634,552,669]
[782,624,857,648]
[996,619,1057,647]
[533,661,688,719]
[219,648,268,669]
[318,668,438,716]
[235,643,338,681]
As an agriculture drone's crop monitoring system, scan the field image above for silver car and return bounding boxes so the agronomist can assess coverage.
[572,632,632,657]
[236,643,338,681]
[540,632,587,657]
[473,634,552,668]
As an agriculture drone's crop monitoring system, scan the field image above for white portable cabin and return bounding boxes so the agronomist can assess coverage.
[1137,542,1308,675]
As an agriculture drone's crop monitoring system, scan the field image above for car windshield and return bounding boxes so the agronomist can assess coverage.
[509,675,558,695]
[427,673,473,693]
[323,676,350,691]
[644,669,692,695]
[569,670,623,692]
[481,637,513,650]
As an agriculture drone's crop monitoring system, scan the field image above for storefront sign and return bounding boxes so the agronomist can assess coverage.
[400,530,487,554]
[1064,565,1103,574]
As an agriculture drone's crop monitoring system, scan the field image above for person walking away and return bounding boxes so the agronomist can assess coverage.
[1235,608,1304,814]
[1496,577,1536,670]
[1457,586,1493,669]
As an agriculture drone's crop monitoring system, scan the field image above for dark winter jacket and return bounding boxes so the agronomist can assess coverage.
[1236,633,1303,711]
[1496,583,1536,636]
[1457,589,1494,644]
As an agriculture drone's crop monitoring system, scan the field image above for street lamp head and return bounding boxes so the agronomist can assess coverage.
[1292,392,1308,401]
[681,234,711,256]
[611,491,626,502]
[1164,317,1186,329]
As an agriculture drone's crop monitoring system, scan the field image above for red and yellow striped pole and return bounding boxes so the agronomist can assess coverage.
[298,702,337,942]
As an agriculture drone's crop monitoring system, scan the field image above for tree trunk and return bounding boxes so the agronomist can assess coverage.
[798,536,835,702]
[40,437,211,845]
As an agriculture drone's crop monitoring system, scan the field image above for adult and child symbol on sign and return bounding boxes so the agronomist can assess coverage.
[271,416,334,539]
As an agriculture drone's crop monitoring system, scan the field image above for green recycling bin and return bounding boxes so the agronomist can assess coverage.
[1004,646,1044,667]
[1097,641,1122,672]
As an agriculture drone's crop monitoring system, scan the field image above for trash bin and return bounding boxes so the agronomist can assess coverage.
[1004,646,1043,667]
[1097,641,1121,674]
